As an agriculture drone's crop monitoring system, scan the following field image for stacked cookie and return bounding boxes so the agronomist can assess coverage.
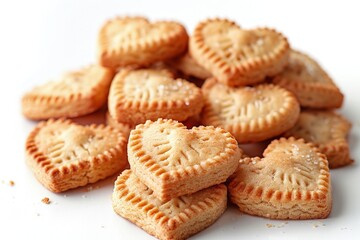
[22,16,353,239]
[113,119,241,239]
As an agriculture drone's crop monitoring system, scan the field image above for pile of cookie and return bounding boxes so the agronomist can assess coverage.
[22,17,352,240]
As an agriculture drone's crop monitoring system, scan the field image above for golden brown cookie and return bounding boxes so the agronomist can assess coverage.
[190,18,290,86]
[128,118,241,201]
[228,137,331,220]
[272,50,344,108]
[201,78,300,143]
[283,110,352,168]
[98,17,188,69]
[112,170,227,240]
[25,118,127,192]
[168,52,212,80]
[22,65,114,120]
[105,111,133,140]
[108,68,203,125]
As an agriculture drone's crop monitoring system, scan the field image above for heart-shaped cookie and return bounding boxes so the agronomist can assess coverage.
[201,78,300,143]
[190,18,290,86]
[98,16,188,69]
[128,118,241,201]
[26,118,128,192]
[228,137,331,220]
[22,65,114,120]
[108,68,203,125]
[112,170,227,240]
[284,110,352,168]
[272,50,344,108]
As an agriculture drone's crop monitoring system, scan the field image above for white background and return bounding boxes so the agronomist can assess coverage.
[0,0,359,239]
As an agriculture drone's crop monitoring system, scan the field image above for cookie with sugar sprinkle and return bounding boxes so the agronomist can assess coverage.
[127,118,242,201]
[228,137,331,220]
[283,110,352,168]
[190,18,290,86]
[108,68,203,125]
[201,78,300,143]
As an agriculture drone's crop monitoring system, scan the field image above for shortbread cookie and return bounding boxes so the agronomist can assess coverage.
[168,53,212,80]
[25,119,127,192]
[228,137,331,220]
[108,69,203,125]
[190,18,290,86]
[106,111,133,140]
[201,78,300,143]
[98,17,188,69]
[272,50,344,108]
[284,110,352,168]
[22,65,114,120]
[112,170,227,240]
[128,119,241,201]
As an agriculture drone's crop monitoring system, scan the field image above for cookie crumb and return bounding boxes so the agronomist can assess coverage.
[82,195,87,199]
[266,223,274,228]
[9,180,15,186]
[41,197,51,204]
[313,221,325,228]
[266,222,288,229]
